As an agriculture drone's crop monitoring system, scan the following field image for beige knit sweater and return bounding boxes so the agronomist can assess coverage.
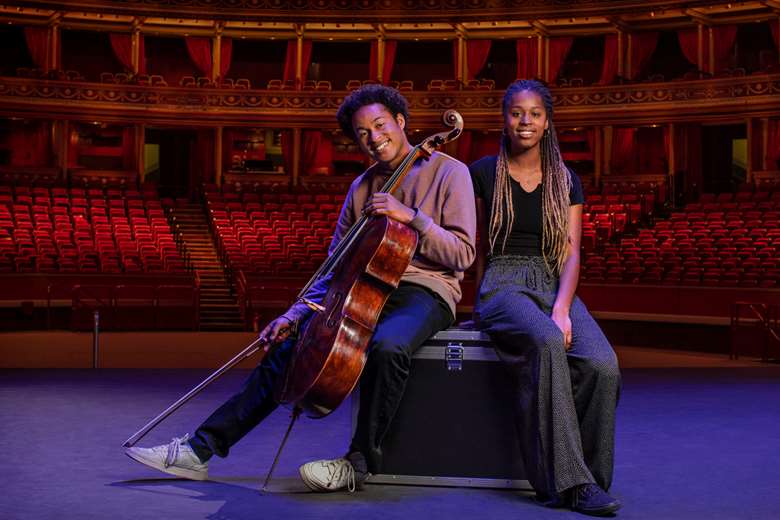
[282,151,477,326]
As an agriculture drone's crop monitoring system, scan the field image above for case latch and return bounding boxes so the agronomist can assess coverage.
[446,343,464,371]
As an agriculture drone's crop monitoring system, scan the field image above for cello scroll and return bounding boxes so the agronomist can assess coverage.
[419,109,464,156]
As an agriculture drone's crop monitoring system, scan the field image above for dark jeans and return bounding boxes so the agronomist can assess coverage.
[189,283,453,473]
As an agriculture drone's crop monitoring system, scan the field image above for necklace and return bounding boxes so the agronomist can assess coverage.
[507,162,542,192]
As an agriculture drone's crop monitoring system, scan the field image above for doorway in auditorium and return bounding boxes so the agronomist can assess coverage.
[145,128,211,200]
[701,124,746,193]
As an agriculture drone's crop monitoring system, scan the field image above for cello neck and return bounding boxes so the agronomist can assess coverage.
[377,144,427,196]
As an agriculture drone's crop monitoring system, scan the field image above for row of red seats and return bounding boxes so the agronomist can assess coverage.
[203,190,343,217]
[600,180,664,200]
[209,201,340,218]
[586,193,647,205]
[0,185,186,274]
[684,202,779,213]
[698,191,780,203]
[426,79,495,91]
[211,216,331,276]
[580,198,780,286]
[672,209,780,221]
[0,185,155,198]
[179,76,250,89]
[203,187,345,206]
[203,187,334,275]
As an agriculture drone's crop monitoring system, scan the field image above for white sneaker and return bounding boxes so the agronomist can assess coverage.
[125,434,208,481]
[299,458,357,492]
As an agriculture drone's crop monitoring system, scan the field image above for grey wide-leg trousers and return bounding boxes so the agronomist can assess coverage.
[475,255,621,498]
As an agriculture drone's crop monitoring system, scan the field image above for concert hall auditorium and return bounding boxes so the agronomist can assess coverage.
[1,1,779,518]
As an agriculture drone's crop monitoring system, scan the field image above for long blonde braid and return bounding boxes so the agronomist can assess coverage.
[489,80,573,275]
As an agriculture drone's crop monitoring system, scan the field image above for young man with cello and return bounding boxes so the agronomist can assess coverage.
[125,84,477,492]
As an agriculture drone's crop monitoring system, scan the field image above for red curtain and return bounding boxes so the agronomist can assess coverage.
[220,37,232,78]
[585,129,595,157]
[771,20,779,50]
[516,38,538,80]
[677,28,699,68]
[466,40,492,80]
[193,130,214,185]
[767,120,780,168]
[672,125,686,177]
[713,25,738,73]
[460,132,500,165]
[369,40,398,83]
[185,37,212,77]
[122,126,134,169]
[110,34,133,72]
[637,127,666,175]
[474,133,500,163]
[303,131,334,175]
[284,42,295,82]
[677,26,736,73]
[281,131,293,176]
[611,128,636,174]
[302,41,313,83]
[383,41,397,84]
[24,27,48,70]
[547,37,573,83]
[597,34,618,85]
[302,131,321,175]
[663,126,670,168]
[628,31,659,80]
[283,40,313,86]
[455,131,473,165]
[452,41,459,79]
[67,127,78,168]
[683,125,703,197]
[110,33,147,74]
[369,41,379,81]
[8,121,50,166]
[138,35,146,74]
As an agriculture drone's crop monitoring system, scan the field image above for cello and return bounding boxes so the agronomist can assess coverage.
[124,109,463,483]
[275,108,464,419]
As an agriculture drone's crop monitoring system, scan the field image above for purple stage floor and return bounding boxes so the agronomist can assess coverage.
[2,367,780,520]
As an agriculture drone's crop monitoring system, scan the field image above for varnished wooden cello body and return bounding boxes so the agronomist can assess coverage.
[123,109,463,449]
[274,215,418,417]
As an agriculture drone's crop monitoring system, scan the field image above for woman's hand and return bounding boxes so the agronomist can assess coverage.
[363,193,416,224]
[551,306,573,351]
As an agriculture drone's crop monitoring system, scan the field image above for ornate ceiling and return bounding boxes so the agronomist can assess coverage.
[1,1,778,35]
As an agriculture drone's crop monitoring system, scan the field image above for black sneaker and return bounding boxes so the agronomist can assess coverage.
[571,483,621,516]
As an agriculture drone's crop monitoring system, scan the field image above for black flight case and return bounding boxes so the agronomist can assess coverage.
[357,326,531,490]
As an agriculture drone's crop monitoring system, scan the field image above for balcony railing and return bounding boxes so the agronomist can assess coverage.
[1,73,779,127]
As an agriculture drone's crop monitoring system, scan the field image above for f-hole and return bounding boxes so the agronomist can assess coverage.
[326,292,343,328]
